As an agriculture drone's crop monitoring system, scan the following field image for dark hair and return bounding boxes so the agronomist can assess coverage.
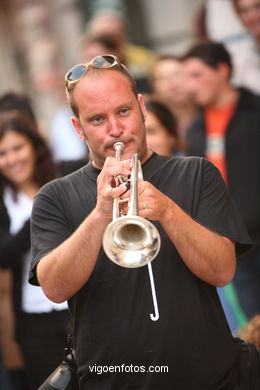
[182,41,233,78]
[81,32,122,55]
[0,91,37,123]
[66,61,138,118]
[154,54,183,64]
[231,0,239,13]
[0,111,56,198]
[145,99,178,139]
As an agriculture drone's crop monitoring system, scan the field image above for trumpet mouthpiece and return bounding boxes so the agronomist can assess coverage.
[113,142,124,151]
[113,142,124,160]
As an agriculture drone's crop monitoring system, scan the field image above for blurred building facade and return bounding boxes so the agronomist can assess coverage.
[0,0,203,135]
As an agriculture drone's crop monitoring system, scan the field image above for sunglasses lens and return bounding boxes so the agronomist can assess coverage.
[92,55,116,69]
[66,65,87,82]
[66,56,118,85]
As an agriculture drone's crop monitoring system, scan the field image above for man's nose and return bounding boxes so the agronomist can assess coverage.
[107,117,123,137]
[186,79,196,92]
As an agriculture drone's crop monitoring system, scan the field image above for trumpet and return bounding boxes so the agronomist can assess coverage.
[102,142,161,268]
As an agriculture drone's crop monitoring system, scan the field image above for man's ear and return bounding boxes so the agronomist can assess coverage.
[218,62,231,81]
[138,94,147,122]
[71,116,87,141]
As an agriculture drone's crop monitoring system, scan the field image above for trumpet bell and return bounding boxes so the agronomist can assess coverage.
[103,216,161,268]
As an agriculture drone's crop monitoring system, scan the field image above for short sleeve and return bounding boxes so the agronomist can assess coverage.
[29,181,72,285]
[195,159,252,256]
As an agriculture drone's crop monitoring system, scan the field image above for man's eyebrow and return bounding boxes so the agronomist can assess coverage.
[85,112,105,121]
[116,101,134,109]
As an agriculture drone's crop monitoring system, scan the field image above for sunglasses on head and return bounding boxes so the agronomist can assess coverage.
[65,54,121,87]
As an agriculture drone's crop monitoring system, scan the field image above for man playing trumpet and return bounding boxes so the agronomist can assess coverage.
[29,55,251,389]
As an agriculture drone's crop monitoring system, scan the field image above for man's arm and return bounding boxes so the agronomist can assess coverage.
[160,197,236,286]
[137,181,236,287]
[35,157,131,303]
[37,209,108,303]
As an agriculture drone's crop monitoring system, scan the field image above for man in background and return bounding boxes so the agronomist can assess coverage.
[183,41,260,325]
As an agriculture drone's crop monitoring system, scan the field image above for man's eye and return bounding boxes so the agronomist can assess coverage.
[92,117,103,125]
[120,108,129,116]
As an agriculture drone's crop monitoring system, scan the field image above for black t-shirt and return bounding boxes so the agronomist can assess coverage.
[30,154,251,390]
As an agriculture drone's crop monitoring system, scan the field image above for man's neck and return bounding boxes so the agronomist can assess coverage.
[140,149,153,165]
[207,86,239,110]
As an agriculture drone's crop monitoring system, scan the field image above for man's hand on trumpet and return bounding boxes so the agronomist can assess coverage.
[136,180,170,222]
[96,156,131,220]
[96,153,171,223]
[118,179,170,221]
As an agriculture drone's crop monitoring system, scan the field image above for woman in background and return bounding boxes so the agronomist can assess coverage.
[0,111,68,389]
[145,99,181,157]
[150,55,198,150]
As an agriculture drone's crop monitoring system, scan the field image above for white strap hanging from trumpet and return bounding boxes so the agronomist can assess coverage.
[148,262,159,321]
[139,162,159,322]
[102,142,160,322]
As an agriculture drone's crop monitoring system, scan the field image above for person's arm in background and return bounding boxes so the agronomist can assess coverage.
[0,269,24,371]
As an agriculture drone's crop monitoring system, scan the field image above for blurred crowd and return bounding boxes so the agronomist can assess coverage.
[0,0,260,388]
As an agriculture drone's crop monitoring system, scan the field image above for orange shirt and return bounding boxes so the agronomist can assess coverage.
[205,103,236,183]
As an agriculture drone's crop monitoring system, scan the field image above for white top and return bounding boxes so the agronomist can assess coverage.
[3,187,67,313]
[49,106,87,161]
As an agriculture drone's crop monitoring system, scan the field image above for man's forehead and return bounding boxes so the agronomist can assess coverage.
[73,70,137,113]
[183,58,203,71]
[74,70,131,99]
[184,58,215,72]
